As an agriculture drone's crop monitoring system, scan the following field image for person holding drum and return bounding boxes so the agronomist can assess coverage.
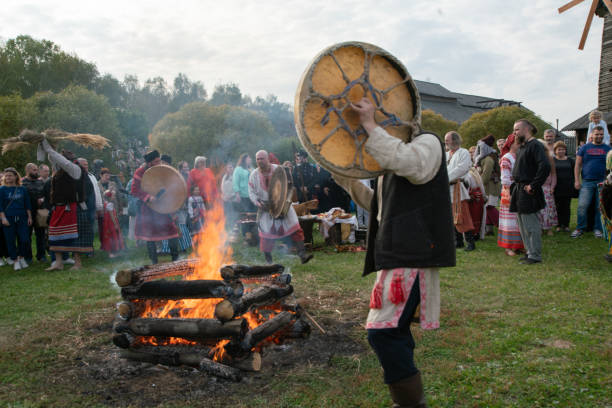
[130,150,180,264]
[333,98,455,408]
[247,150,313,264]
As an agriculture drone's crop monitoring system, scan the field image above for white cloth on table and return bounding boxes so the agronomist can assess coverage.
[318,207,358,242]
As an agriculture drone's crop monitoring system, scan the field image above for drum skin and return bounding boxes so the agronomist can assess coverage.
[141,164,187,214]
[269,166,291,218]
[295,41,421,179]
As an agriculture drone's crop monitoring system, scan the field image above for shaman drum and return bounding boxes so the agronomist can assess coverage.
[269,165,293,219]
[141,164,187,214]
[294,41,421,179]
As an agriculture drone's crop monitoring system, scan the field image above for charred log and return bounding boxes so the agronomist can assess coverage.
[121,279,243,300]
[278,317,311,339]
[115,259,198,287]
[220,264,285,281]
[199,357,242,381]
[240,311,295,351]
[235,273,292,286]
[214,285,294,322]
[218,352,262,372]
[112,332,136,349]
[114,318,247,340]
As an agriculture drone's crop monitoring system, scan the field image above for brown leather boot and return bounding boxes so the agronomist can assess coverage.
[295,241,313,264]
[388,372,427,407]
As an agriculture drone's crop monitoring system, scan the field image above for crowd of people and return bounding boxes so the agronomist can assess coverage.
[0,140,354,270]
[446,109,612,264]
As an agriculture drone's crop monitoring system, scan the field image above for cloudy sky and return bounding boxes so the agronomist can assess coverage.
[1,0,605,128]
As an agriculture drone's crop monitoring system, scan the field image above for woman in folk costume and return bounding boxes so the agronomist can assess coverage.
[100,190,125,257]
[497,134,525,256]
[465,166,487,240]
[39,139,94,270]
[474,135,501,235]
[334,98,455,407]
[130,150,179,264]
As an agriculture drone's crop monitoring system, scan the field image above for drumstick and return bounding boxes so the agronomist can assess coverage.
[156,188,166,199]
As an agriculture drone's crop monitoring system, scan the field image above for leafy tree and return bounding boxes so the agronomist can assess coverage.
[169,73,206,113]
[150,101,276,165]
[458,106,552,148]
[268,136,301,163]
[245,94,295,138]
[0,35,98,98]
[94,74,126,107]
[210,83,242,106]
[421,109,458,139]
[0,94,38,169]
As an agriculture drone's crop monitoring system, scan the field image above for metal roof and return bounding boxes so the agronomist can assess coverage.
[413,80,526,124]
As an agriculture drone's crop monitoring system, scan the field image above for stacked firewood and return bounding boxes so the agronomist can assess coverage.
[112,260,310,381]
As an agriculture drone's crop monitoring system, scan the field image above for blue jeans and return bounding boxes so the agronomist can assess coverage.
[577,180,602,231]
[3,215,31,260]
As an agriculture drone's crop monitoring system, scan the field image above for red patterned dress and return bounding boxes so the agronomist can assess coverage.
[497,152,524,250]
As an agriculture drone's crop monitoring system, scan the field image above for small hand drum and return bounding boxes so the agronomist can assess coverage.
[141,164,187,214]
[294,41,421,179]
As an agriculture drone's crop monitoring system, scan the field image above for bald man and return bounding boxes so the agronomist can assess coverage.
[248,150,312,264]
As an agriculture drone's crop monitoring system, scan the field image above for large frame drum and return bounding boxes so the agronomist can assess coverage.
[295,41,422,179]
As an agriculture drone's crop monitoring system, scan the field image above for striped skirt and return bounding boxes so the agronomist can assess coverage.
[497,186,524,250]
[161,224,192,253]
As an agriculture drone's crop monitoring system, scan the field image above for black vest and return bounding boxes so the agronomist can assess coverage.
[50,166,88,205]
[363,133,456,276]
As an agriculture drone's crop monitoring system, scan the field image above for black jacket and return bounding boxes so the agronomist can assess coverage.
[363,135,455,276]
[510,138,551,214]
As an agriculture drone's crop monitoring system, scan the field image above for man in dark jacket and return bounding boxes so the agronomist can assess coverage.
[510,119,551,264]
[22,163,46,262]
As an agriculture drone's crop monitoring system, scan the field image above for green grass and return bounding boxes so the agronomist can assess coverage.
[0,221,610,407]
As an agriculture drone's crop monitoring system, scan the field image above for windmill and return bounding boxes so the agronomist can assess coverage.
[559,0,612,141]
[560,0,612,111]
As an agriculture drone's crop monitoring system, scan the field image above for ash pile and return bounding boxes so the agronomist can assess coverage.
[112,259,310,381]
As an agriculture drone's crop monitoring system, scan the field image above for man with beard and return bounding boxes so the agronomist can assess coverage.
[131,150,179,264]
[510,119,551,264]
[248,150,313,264]
[21,163,46,262]
[334,98,454,407]
[571,126,612,238]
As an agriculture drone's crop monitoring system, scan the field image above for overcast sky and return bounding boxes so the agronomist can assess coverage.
[1,0,605,128]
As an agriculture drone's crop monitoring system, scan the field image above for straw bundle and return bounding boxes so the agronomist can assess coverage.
[1,129,111,155]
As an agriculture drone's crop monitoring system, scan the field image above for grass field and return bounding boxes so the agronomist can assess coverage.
[0,221,610,407]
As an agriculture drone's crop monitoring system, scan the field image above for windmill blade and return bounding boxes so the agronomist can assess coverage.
[603,0,612,14]
[558,0,585,13]
[578,0,599,50]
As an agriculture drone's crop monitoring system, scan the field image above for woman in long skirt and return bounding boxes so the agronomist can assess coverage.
[497,137,524,256]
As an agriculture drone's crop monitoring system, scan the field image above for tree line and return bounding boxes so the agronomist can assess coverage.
[0,35,295,170]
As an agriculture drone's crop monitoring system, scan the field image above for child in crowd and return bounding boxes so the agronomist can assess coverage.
[100,190,125,258]
[188,186,206,237]
[588,110,610,145]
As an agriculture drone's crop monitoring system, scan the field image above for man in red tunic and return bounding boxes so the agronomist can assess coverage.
[131,150,179,264]
[188,156,218,206]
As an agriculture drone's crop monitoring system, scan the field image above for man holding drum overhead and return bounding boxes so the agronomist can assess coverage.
[333,98,455,407]
[130,150,180,265]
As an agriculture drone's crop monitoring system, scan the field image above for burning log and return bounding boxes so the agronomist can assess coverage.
[237,273,292,286]
[115,318,247,340]
[199,357,242,381]
[240,311,295,351]
[119,349,262,372]
[220,264,285,281]
[121,279,243,300]
[115,259,198,287]
[219,352,262,372]
[214,285,294,322]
